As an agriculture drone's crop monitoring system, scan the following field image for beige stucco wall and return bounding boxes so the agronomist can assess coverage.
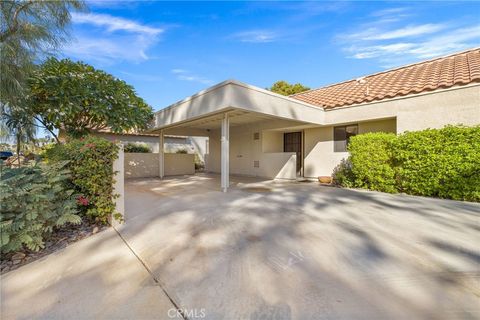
[124,153,160,178]
[164,153,195,176]
[124,153,195,178]
[304,118,397,178]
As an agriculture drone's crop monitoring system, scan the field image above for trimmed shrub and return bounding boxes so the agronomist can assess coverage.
[348,132,397,193]
[392,126,480,201]
[0,162,81,253]
[124,143,151,153]
[44,136,120,223]
[333,125,480,202]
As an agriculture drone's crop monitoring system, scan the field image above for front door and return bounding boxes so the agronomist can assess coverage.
[284,132,302,175]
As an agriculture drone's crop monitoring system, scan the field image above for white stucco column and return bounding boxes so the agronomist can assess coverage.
[159,130,164,179]
[221,113,230,192]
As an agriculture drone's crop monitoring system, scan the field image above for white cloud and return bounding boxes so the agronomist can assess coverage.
[171,69,213,85]
[346,25,480,64]
[371,7,409,17]
[72,12,163,35]
[354,24,445,41]
[230,30,278,43]
[64,13,163,64]
[337,8,480,67]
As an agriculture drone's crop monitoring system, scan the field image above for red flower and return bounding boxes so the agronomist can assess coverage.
[76,195,89,206]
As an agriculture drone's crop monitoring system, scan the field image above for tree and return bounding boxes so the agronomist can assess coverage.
[1,0,86,156]
[1,0,86,108]
[27,58,154,140]
[268,80,310,96]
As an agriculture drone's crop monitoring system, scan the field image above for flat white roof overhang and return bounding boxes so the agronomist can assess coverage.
[148,80,325,135]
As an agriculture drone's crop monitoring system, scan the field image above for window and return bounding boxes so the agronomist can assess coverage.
[334,124,358,152]
[253,132,260,140]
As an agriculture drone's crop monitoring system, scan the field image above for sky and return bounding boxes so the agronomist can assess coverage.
[60,1,480,111]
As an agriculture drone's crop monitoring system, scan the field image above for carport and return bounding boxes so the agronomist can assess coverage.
[148,80,325,192]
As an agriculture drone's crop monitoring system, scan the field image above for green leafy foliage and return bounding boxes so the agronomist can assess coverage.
[44,136,120,223]
[27,58,154,138]
[348,132,397,193]
[0,0,86,108]
[268,81,310,96]
[124,143,151,153]
[392,126,480,201]
[0,161,81,253]
[333,126,480,202]
[332,159,355,188]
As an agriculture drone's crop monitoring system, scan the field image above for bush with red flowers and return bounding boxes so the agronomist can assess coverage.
[44,136,120,223]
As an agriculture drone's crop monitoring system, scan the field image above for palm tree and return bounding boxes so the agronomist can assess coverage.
[1,108,36,165]
[0,0,86,157]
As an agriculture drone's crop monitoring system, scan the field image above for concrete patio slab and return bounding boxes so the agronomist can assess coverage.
[120,174,480,320]
[1,227,178,320]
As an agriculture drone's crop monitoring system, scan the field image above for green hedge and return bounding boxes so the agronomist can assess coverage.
[349,132,397,193]
[124,142,151,153]
[44,136,120,223]
[333,126,480,202]
[0,162,81,253]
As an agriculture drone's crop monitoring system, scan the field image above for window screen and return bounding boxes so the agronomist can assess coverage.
[334,124,358,152]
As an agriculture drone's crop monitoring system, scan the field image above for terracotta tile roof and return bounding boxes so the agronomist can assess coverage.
[291,48,480,110]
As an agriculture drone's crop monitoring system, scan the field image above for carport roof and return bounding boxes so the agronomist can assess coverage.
[149,79,326,133]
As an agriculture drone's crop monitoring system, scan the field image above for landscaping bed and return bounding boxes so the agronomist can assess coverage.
[1,220,108,274]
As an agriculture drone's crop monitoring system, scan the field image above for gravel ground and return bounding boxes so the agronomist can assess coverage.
[1,220,108,274]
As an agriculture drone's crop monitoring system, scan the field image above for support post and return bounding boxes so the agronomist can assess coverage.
[159,130,164,179]
[221,113,229,192]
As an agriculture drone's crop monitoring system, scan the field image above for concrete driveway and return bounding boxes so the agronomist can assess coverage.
[119,174,480,320]
[2,174,479,319]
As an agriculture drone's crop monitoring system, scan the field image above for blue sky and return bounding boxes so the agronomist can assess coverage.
[61,1,480,111]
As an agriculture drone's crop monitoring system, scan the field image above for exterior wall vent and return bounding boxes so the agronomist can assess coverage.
[253,160,260,168]
[253,132,260,140]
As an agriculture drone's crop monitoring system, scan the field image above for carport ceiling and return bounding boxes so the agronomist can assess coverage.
[170,110,275,130]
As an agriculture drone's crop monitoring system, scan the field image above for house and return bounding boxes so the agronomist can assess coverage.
[148,48,480,191]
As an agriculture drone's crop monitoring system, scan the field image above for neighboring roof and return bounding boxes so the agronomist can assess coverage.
[94,128,158,137]
[94,129,188,139]
[291,48,480,110]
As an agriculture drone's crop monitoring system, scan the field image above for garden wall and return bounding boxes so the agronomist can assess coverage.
[124,153,195,178]
[165,153,195,176]
[124,153,159,178]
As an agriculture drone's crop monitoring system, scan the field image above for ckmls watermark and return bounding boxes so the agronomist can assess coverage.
[168,308,206,319]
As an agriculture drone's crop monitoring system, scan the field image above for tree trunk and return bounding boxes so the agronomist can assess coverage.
[16,133,21,166]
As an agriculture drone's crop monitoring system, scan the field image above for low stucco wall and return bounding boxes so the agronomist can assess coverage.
[124,153,159,178]
[125,153,195,178]
[164,153,195,176]
[258,152,297,179]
